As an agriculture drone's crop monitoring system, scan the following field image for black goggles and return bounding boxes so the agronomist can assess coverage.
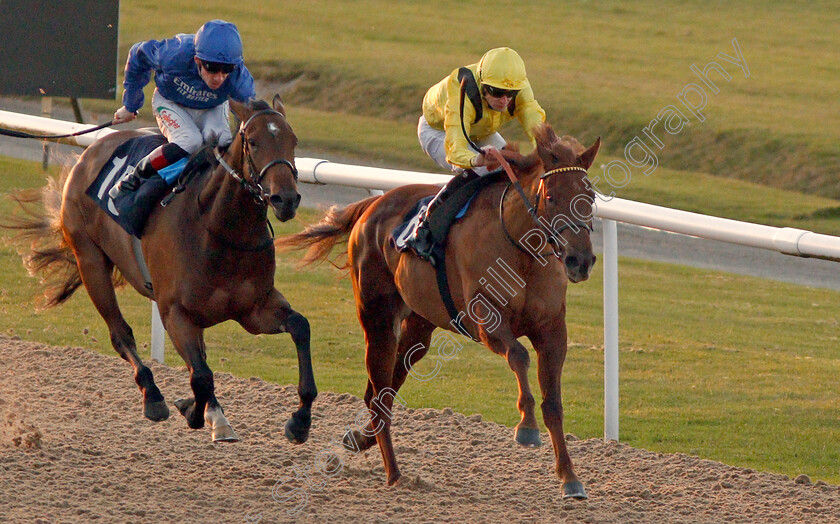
[200,60,235,74]
[483,84,519,99]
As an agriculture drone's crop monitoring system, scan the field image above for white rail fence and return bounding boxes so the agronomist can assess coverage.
[3,110,840,442]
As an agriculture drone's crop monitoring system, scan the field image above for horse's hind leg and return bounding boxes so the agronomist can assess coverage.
[344,313,433,453]
[164,309,237,442]
[391,313,436,391]
[68,236,168,421]
[240,289,318,444]
[356,292,405,485]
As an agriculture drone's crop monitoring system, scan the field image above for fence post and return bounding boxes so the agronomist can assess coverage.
[151,301,165,363]
[603,218,619,441]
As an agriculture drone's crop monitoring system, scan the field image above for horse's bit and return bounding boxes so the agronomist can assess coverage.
[213,108,298,205]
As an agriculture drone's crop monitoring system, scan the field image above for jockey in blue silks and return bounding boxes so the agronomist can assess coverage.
[110,19,256,197]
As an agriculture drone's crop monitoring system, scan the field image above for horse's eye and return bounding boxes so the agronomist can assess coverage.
[546,194,554,203]
[248,138,257,147]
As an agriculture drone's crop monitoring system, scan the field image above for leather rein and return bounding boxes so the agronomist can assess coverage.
[457,79,590,260]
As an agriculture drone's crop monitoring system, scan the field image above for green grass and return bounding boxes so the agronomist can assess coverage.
[1,155,839,484]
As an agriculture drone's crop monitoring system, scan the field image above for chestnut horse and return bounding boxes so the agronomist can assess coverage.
[5,97,317,444]
[279,124,600,499]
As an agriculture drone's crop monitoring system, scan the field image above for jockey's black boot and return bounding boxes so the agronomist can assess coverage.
[408,169,480,260]
[109,155,159,199]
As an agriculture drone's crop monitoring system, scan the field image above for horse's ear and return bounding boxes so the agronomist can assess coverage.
[534,123,559,152]
[272,94,286,117]
[579,137,601,170]
[230,99,249,123]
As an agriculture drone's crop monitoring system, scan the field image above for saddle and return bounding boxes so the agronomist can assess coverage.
[392,170,506,259]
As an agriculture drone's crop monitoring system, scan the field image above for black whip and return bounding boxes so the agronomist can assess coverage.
[0,120,115,140]
[459,77,483,154]
[458,76,554,245]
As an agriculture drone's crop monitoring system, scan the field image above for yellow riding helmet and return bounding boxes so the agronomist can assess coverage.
[477,47,528,90]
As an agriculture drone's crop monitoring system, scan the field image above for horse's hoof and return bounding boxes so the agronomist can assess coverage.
[144,400,170,422]
[515,427,542,447]
[561,480,588,500]
[284,415,310,444]
[174,397,195,417]
[342,430,363,451]
[341,430,358,451]
[387,472,402,486]
[212,424,240,443]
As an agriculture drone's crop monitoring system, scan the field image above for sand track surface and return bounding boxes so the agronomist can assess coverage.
[1,335,838,523]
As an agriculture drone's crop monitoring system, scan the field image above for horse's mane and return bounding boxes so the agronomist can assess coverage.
[247,99,272,111]
[499,124,584,180]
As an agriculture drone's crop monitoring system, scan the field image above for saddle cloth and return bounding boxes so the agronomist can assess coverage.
[391,170,506,254]
[391,197,434,252]
[85,135,169,238]
[391,196,477,253]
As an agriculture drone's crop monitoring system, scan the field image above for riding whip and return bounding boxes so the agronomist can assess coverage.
[0,120,116,140]
[458,78,539,219]
[457,80,565,252]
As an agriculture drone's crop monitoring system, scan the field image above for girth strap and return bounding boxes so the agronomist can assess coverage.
[131,236,154,293]
[431,246,477,342]
[425,172,505,343]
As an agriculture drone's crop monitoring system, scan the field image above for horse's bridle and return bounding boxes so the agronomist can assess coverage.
[499,165,594,260]
[213,108,298,205]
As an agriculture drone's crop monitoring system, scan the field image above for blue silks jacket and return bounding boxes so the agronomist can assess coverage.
[122,33,256,113]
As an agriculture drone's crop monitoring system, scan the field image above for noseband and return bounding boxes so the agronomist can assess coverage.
[213,108,298,205]
[500,165,594,259]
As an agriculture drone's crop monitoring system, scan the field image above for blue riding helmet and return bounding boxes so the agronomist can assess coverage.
[194,20,243,65]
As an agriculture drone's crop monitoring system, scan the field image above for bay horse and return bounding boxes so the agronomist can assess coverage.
[4,96,317,444]
[278,123,600,499]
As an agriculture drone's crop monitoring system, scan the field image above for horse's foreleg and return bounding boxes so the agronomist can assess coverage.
[69,236,168,421]
[531,321,587,500]
[240,289,317,444]
[281,310,317,444]
[166,310,236,441]
[481,323,541,448]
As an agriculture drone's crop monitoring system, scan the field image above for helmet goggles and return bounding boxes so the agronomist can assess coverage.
[200,60,235,74]
[483,84,519,99]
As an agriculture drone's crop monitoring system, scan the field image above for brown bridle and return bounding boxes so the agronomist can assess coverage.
[213,108,298,205]
[491,150,593,260]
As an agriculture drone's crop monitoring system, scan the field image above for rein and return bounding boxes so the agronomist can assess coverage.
[214,108,298,205]
[199,107,297,251]
[457,80,588,258]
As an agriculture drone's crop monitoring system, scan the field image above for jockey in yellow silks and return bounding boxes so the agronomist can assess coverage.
[409,47,547,257]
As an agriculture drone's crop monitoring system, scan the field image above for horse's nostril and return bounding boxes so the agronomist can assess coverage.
[565,256,579,270]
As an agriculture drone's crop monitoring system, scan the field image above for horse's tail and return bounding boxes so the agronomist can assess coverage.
[276,195,381,268]
[1,174,83,309]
